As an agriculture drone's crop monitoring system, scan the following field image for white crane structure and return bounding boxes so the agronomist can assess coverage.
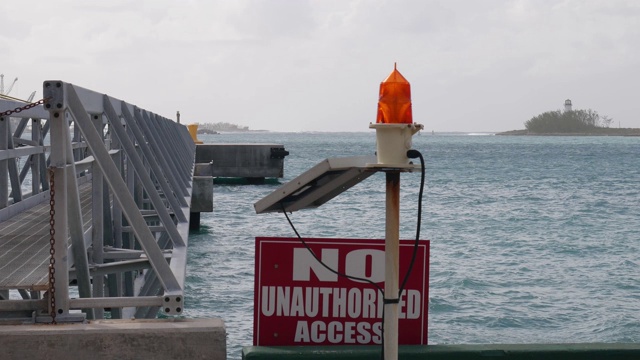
[0,74,19,96]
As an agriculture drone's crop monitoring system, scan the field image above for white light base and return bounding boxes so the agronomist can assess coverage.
[369,122,423,166]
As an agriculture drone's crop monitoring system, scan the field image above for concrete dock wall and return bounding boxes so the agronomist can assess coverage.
[1,318,226,360]
[242,343,640,360]
[195,144,288,179]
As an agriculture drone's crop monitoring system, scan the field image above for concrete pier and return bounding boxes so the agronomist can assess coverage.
[190,163,215,230]
[1,318,226,360]
[188,143,289,228]
[195,144,289,180]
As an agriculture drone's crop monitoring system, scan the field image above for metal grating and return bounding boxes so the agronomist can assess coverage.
[0,182,92,290]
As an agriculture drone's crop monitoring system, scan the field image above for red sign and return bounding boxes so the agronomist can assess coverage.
[253,237,429,346]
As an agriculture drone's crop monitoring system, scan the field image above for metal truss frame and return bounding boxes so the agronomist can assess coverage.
[0,81,195,321]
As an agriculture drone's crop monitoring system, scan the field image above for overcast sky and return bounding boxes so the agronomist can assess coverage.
[2,0,639,132]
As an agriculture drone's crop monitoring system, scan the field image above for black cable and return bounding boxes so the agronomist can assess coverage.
[281,203,385,294]
[399,150,425,294]
[282,202,386,359]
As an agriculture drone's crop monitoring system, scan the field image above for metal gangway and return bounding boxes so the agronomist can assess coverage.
[0,81,195,322]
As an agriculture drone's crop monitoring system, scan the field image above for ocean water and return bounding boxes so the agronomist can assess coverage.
[184,132,640,359]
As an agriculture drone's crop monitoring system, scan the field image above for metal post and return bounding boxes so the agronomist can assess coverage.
[61,111,94,319]
[0,114,8,208]
[7,121,22,203]
[384,171,400,360]
[91,114,105,319]
[72,118,82,161]
[40,120,50,191]
[32,118,42,195]
[108,145,123,319]
[48,110,70,317]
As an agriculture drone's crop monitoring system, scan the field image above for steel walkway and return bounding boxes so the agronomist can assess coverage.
[0,81,196,322]
[0,182,91,291]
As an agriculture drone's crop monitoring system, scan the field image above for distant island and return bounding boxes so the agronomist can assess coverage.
[194,122,258,134]
[497,127,640,136]
[497,101,640,136]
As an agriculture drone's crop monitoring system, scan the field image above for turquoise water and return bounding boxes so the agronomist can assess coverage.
[185,132,640,359]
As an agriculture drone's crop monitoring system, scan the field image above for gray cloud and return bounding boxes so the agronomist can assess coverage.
[2,0,639,131]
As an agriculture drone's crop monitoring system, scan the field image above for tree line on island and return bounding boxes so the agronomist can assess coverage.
[194,122,250,134]
[525,109,612,133]
[499,104,640,136]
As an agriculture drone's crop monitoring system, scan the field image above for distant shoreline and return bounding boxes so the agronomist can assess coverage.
[197,129,269,134]
[496,129,640,136]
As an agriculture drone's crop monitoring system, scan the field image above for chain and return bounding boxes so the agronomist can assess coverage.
[0,98,50,118]
[48,167,57,325]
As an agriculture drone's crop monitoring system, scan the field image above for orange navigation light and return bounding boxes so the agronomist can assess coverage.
[376,63,413,124]
[369,63,423,167]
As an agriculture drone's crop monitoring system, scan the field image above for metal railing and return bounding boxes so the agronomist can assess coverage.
[0,96,50,212]
[0,81,195,321]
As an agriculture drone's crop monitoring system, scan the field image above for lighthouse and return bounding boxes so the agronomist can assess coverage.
[564,99,572,112]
